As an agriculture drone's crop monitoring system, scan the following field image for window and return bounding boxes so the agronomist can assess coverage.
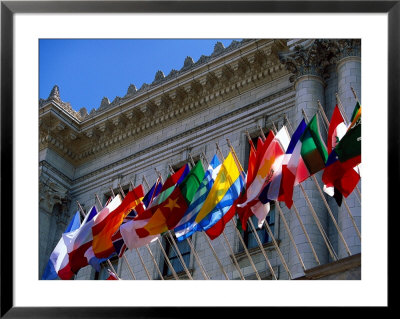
[162,234,191,277]
[242,204,275,249]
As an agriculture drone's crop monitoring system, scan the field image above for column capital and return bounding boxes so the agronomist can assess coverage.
[279,39,338,83]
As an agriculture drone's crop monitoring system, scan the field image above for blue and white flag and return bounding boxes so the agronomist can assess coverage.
[174,154,221,241]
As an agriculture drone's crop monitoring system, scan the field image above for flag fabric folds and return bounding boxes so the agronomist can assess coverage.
[322,103,361,198]
[42,211,81,280]
[174,155,221,241]
[92,186,144,258]
[279,119,307,208]
[237,133,274,230]
[68,196,121,273]
[335,102,361,170]
[135,164,192,238]
[63,206,97,275]
[300,114,328,177]
[120,180,163,249]
[194,152,245,239]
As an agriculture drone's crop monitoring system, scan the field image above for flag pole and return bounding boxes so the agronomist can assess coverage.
[118,184,152,280]
[215,143,263,280]
[200,151,244,280]
[351,86,361,104]
[335,93,362,202]
[283,115,338,261]
[317,100,362,241]
[227,138,289,279]
[95,193,135,280]
[78,199,121,280]
[245,130,307,271]
[167,164,209,280]
[146,174,180,280]
[76,201,86,219]
[301,109,352,257]
[257,124,267,140]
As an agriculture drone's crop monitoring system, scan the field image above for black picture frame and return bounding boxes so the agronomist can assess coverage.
[1,1,395,317]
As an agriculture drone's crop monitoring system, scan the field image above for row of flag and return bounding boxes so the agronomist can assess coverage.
[42,102,361,280]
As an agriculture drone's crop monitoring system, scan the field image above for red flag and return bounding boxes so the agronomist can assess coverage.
[136,186,189,238]
[322,105,360,199]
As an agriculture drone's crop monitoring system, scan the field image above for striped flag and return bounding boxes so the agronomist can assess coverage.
[174,155,221,241]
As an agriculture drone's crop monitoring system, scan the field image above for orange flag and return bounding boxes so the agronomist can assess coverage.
[92,185,144,258]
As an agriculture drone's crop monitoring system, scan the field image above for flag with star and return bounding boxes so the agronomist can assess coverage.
[135,163,201,238]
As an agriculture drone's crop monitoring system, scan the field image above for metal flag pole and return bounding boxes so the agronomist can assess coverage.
[244,130,306,271]
[118,184,152,280]
[215,143,263,280]
[317,100,361,241]
[301,109,352,257]
[200,151,243,280]
[94,193,136,280]
[142,175,179,280]
[283,115,339,261]
[226,138,288,279]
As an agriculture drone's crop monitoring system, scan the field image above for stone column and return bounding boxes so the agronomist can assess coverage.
[335,39,362,259]
[280,40,333,278]
[39,176,71,278]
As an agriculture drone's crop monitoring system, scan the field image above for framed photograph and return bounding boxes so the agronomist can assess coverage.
[1,0,395,316]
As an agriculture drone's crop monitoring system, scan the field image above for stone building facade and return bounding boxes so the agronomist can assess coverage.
[39,39,361,280]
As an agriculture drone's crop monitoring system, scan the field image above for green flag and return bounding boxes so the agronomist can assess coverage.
[300,114,328,175]
[180,161,205,204]
[335,102,361,168]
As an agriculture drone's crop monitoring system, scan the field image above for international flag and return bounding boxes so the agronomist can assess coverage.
[111,209,137,258]
[41,211,81,280]
[335,102,361,171]
[84,246,111,272]
[259,126,291,202]
[237,133,274,231]
[120,180,164,249]
[322,103,361,198]
[68,196,122,273]
[174,155,221,241]
[238,126,287,209]
[92,185,145,258]
[135,163,203,237]
[300,114,328,177]
[279,119,307,208]
[194,152,245,239]
[63,206,97,274]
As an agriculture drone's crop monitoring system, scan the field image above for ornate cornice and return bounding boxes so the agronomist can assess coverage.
[39,39,290,166]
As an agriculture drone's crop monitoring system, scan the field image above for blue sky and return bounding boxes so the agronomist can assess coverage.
[39,39,239,113]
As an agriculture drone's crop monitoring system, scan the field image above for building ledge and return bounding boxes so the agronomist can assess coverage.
[295,253,361,280]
